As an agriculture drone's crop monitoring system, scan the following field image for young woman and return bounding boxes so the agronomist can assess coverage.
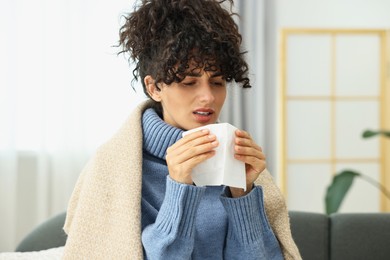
[62,0,301,259]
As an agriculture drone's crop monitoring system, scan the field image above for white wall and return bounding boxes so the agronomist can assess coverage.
[276,0,390,28]
[0,0,146,252]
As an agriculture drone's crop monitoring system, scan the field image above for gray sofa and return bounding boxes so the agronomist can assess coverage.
[16,211,390,259]
[289,211,390,260]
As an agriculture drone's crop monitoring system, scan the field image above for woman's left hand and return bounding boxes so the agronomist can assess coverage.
[230,129,266,198]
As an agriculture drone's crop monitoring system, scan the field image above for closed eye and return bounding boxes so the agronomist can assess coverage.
[181,81,196,86]
[211,81,225,87]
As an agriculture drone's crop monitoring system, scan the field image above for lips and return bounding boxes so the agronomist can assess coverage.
[193,108,214,116]
[193,108,215,123]
[194,111,211,116]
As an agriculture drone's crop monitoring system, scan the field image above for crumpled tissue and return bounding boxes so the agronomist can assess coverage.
[182,123,246,190]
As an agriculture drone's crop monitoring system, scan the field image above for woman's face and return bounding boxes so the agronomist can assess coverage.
[147,70,227,130]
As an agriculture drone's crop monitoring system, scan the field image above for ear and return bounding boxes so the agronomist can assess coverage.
[144,75,162,102]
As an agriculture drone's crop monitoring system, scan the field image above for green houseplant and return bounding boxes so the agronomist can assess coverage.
[325,130,390,215]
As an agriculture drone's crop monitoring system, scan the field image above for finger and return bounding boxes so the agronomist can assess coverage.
[235,137,262,152]
[167,133,218,159]
[235,154,265,165]
[181,150,216,170]
[170,129,210,151]
[234,154,266,172]
[169,130,217,155]
[167,139,219,165]
[235,130,262,151]
[235,129,251,139]
[235,154,265,170]
[235,145,265,160]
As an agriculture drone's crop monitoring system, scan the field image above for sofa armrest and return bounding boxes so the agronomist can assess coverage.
[15,212,67,252]
[289,211,329,260]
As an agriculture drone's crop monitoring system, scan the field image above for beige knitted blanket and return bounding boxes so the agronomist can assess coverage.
[63,101,301,259]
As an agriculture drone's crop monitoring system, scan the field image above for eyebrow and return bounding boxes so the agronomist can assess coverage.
[186,72,223,78]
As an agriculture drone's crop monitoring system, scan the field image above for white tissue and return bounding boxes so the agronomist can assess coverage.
[182,123,246,190]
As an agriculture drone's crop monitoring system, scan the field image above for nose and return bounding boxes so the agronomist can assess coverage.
[198,83,215,103]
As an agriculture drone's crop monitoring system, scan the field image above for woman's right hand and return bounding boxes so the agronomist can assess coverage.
[165,129,218,185]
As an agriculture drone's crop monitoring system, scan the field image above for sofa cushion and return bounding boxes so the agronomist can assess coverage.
[15,212,67,252]
[331,213,390,260]
[289,211,329,260]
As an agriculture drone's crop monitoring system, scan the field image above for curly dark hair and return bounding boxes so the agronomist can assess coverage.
[118,0,250,98]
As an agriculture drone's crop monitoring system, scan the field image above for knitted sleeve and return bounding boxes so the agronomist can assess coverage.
[220,186,284,260]
[141,177,206,260]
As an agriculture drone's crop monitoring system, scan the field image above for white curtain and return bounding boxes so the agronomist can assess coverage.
[0,0,269,252]
[221,0,271,170]
[0,0,145,251]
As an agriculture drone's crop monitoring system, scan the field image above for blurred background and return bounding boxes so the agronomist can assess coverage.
[1,0,390,252]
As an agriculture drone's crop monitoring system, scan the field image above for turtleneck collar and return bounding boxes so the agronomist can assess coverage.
[142,108,183,159]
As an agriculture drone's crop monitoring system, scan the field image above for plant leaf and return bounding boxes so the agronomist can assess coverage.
[362,130,380,138]
[383,131,390,138]
[325,170,360,214]
[362,129,390,139]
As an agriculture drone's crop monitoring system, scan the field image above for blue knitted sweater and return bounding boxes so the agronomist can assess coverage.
[141,108,283,260]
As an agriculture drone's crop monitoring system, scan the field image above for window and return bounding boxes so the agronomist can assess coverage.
[280,29,390,212]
